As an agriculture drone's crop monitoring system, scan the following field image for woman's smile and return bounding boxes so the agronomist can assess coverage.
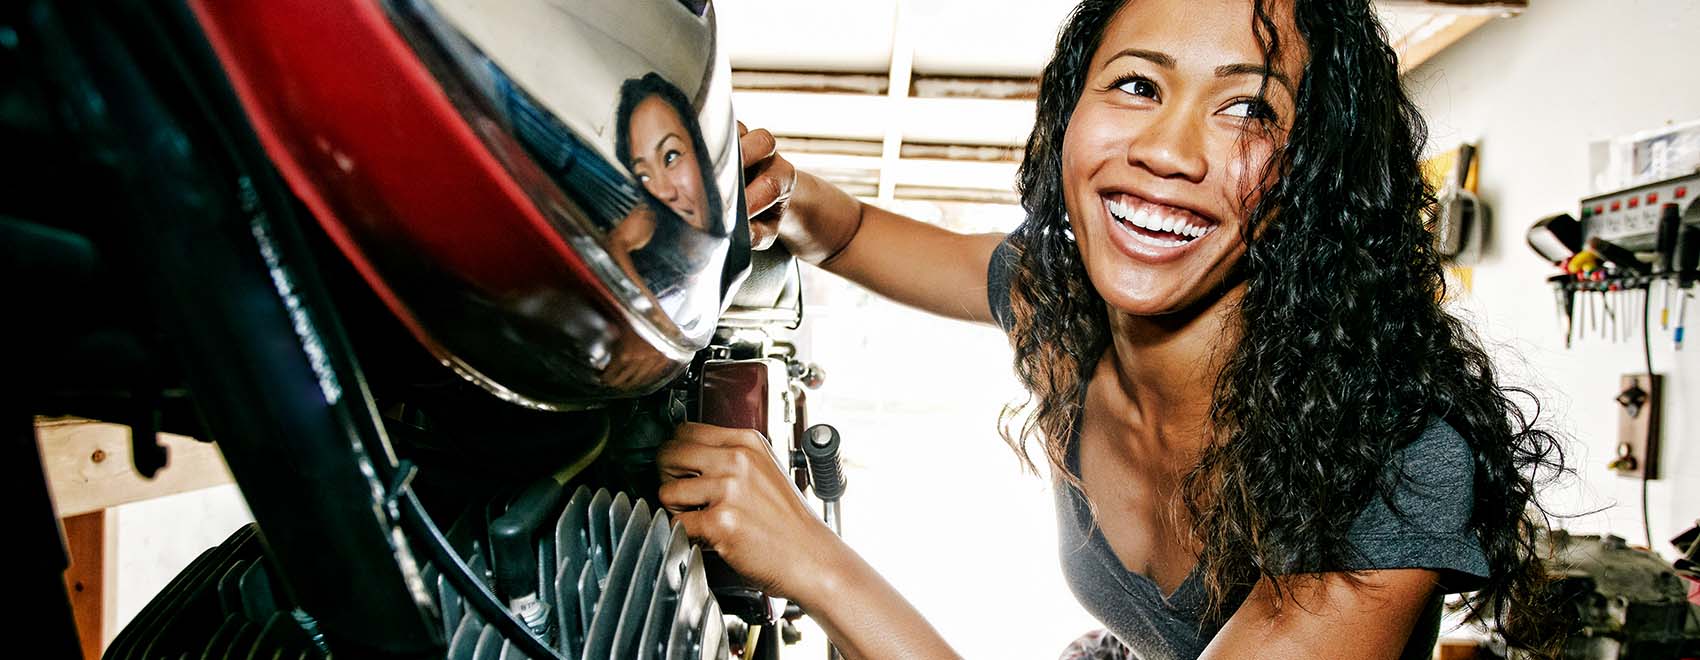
[1101,192,1219,262]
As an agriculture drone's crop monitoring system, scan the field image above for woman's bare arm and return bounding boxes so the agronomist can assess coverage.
[741,128,1005,325]
[1202,569,1439,660]
[791,542,963,660]
[657,424,961,660]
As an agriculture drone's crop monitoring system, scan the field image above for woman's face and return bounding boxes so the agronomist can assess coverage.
[1063,0,1303,317]
[628,95,710,230]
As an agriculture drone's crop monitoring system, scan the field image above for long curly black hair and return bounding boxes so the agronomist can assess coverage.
[1000,0,1564,651]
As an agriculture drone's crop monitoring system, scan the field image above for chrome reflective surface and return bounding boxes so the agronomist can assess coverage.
[387,0,748,404]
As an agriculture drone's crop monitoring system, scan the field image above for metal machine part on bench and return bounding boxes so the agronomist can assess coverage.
[1491,531,1700,660]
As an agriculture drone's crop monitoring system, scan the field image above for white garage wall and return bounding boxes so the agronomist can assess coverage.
[1405,0,1700,559]
[111,484,254,644]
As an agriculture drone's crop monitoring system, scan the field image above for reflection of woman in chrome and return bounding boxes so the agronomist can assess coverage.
[618,72,720,233]
[605,72,724,319]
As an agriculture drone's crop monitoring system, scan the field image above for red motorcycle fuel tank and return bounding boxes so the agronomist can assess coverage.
[191,0,751,410]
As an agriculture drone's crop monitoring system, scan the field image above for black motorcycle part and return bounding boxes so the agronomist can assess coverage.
[24,1,443,653]
[801,424,845,502]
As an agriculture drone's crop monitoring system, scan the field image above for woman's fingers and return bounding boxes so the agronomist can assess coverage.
[746,153,794,211]
[745,162,794,250]
[744,158,794,216]
[740,124,776,168]
[671,507,742,551]
[654,422,837,600]
[738,125,793,250]
[657,423,774,479]
[657,475,733,513]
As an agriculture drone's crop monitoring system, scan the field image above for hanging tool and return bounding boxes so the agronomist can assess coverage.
[1567,250,1602,275]
[1554,283,1574,348]
[1603,287,1616,342]
[1527,212,1581,264]
[1676,225,1700,350]
[1588,237,1651,275]
[1656,203,1682,329]
[1678,291,1690,351]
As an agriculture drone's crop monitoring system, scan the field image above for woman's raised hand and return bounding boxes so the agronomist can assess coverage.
[656,422,848,602]
[739,122,863,264]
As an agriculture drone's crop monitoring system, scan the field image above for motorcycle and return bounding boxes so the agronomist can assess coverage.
[1,0,838,657]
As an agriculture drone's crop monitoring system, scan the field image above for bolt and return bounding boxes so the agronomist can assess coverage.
[91,449,107,464]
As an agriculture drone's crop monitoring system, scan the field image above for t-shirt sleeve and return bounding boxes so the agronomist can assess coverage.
[1345,419,1491,593]
[986,236,1018,333]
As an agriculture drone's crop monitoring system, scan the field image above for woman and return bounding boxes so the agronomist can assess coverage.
[658,1,1562,658]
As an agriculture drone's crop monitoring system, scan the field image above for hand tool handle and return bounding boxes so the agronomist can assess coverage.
[1676,225,1700,277]
[1657,203,1681,272]
[1587,237,1650,274]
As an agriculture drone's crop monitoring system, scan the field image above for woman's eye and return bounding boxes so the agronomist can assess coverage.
[1115,77,1159,100]
[1222,99,1277,122]
[663,149,682,167]
[637,173,651,184]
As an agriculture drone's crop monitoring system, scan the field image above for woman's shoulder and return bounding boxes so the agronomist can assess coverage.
[987,235,1018,332]
[1345,417,1490,589]
[1358,417,1476,530]
[1394,417,1476,487]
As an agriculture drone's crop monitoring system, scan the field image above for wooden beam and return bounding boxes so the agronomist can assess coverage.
[878,0,915,202]
[62,511,106,660]
[37,418,235,518]
[1379,0,1525,15]
[1396,13,1495,73]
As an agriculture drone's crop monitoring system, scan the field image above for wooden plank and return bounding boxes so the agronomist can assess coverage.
[62,511,105,660]
[1379,0,1525,13]
[1396,13,1494,73]
[36,418,234,518]
[101,509,119,653]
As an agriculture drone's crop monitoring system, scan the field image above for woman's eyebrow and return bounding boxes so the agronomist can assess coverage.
[1104,49,1294,96]
[1105,48,1176,69]
[632,132,684,165]
[1215,63,1293,95]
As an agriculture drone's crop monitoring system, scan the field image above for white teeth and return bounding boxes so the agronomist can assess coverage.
[1122,227,1183,249]
[1105,196,1214,246]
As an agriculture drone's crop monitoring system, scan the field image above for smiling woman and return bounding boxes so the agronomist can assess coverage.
[617,72,722,234]
[659,1,1568,659]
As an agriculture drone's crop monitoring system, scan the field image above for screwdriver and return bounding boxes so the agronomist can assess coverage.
[1657,203,1681,329]
[1675,224,1700,350]
[1552,280,1574,348]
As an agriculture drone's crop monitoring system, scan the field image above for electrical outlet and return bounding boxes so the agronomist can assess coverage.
[1610,373,1661,479]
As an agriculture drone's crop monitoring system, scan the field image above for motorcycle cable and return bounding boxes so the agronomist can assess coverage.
[381,461,571,660]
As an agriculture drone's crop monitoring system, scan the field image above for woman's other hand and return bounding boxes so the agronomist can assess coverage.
[657,422,846,602]
[739,123,862,263]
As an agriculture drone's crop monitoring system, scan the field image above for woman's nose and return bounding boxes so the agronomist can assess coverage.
[1126,108,1208,183]
[648,172,678,201]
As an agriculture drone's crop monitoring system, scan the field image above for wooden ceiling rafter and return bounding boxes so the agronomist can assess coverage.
[730,0,1524,205]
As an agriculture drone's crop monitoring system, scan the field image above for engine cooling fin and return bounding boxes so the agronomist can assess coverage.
[434,486,730,660]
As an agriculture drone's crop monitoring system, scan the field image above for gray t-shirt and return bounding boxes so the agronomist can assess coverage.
[987,239,1489,660]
